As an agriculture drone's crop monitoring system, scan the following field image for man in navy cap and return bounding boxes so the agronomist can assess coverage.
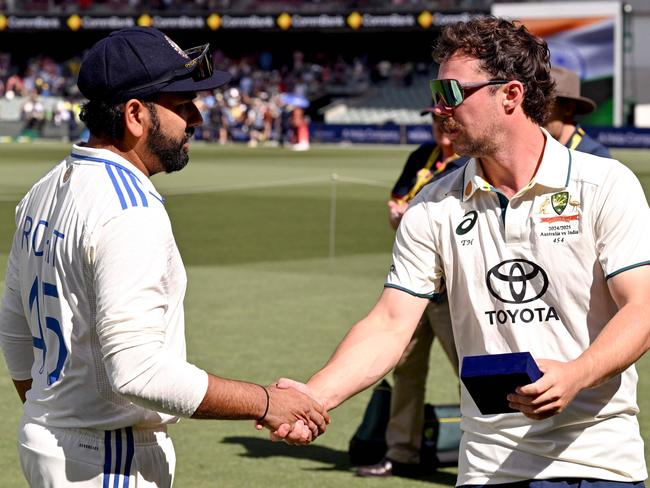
[0,27,327,488]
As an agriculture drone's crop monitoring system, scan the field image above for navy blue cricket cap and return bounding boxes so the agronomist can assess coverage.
[78,27,231,103]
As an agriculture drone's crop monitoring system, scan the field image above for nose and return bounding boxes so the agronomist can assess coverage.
[433,102,453,118]
[186,101,203,128]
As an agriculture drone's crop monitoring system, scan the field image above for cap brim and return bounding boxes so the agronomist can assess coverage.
[160,69,232,94]
[557,95,596,116]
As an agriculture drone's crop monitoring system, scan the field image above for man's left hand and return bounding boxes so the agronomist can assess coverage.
[506,359,586,420]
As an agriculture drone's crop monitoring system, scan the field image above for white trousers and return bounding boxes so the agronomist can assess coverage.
[19,417,176,488]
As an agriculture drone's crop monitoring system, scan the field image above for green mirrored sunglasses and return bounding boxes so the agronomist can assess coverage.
[429,79,509,108]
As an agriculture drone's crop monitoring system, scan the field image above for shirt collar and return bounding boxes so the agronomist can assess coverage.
[69,143,164,202]
[461,127,571,202]
[460,158,492,202]
[70,143,149,181]
[533,128,572,189]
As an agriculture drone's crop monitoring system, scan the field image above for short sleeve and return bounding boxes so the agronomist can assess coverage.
[594,163,650,279]
[385,199,445,298]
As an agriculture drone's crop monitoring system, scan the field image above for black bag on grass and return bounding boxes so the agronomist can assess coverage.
[348,379,462,468]
[348,380,392,466]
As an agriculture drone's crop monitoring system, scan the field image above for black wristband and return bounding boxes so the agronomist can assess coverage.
[257,384,270,422]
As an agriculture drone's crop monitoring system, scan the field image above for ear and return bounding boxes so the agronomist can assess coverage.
[123,99,149,139]
[501,80,524,114]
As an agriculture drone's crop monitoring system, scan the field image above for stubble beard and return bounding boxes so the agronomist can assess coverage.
[442,117,499,158]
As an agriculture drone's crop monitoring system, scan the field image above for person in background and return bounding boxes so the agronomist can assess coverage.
[388,111,469,230]
[358,111,468,478]
[544,66,611,158]
[20,91,46,137]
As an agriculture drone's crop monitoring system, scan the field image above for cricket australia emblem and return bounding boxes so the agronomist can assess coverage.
[551,191,568,215]
[533,192,581,242]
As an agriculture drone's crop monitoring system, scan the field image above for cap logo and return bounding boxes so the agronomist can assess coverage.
[164,34,189,59]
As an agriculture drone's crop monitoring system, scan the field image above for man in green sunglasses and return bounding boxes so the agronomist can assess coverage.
[270,16,650,488]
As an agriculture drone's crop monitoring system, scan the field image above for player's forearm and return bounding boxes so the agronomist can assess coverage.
[191,374,267,420]
[308,315,415,411]
[571,301,650,389]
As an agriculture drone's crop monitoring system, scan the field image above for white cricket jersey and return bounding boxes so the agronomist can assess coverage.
[0,144,208,430]
[386,131,649,484]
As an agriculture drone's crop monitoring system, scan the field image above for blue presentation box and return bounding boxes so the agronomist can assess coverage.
[460,352,543,415]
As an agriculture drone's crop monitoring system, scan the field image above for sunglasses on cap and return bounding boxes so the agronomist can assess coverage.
[429,79,509,108]
[124,43,213,95]
[182,43,213,81]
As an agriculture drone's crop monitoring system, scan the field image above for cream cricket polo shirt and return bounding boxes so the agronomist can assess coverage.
[386,130,649,484]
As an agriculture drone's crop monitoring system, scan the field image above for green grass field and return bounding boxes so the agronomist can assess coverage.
[0,142,648,487]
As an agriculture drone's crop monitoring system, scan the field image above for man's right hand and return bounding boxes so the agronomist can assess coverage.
[388,199,409,230]
[260,382,329,444]
[255,378,328,445]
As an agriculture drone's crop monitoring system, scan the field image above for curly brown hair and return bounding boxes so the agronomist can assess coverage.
[432,16,555,125]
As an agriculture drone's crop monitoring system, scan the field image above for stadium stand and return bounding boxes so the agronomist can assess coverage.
[322,68,434,124]
[2,0,491,14]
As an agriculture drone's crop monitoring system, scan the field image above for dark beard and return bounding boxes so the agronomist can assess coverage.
[146,106,194,174]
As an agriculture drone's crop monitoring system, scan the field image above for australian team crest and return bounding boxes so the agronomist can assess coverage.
[536,191,581,237]
[551,191,569,215]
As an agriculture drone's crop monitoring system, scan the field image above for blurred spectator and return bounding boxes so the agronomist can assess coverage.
[244,98,267,147]
[277,96,293,147]
[5,71,25,98]
[0,44,380,145]
[21,92,45,137]
[291,107,310,151]
[209,96,230,145]
[52,97,82,141]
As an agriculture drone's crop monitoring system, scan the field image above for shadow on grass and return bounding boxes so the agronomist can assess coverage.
[222,436,457,485]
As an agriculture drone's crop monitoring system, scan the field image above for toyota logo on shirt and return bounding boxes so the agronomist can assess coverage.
[485,259,549,304]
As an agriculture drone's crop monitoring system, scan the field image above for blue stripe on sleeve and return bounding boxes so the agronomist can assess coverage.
[113,429,122,488]
[149,191,165,205]
[103,431,112,488]
[128,172,148,207]
[72,154,143,183]
[104,165,128,210]
[123,427,134,488]
[116,168,138,207]
[71,153,156,210]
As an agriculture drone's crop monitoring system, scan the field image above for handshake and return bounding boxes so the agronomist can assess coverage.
[255,378,328,445]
